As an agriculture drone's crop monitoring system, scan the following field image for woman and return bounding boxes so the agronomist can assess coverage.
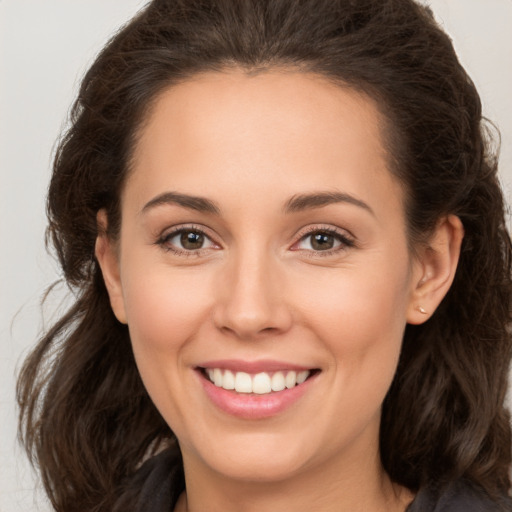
[17,0,512,511]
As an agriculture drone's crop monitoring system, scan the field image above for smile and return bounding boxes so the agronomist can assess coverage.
[205,368,311,394]
[196,362,320,419]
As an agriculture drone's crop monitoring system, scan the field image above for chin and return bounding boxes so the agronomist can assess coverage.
[186,429,318,483]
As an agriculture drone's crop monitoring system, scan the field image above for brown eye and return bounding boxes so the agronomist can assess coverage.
[180,231,205,250]
[310,232,336,251]
[160,228,216,253]
[293,229,355,253]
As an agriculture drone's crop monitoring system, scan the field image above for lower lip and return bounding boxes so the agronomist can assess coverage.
[197,370,317,420]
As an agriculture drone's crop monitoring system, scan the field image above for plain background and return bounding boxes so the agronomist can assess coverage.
[1,1,511,511]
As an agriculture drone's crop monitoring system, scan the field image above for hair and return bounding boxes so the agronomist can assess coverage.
[17,0,512,510]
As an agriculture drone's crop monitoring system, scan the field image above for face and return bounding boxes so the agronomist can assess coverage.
[101,70,426,484]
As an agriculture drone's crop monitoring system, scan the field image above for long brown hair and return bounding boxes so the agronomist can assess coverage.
[17,0,512,510]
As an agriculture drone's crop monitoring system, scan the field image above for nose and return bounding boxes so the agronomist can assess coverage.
[212,248,293,340]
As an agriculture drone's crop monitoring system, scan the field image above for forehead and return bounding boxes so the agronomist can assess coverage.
[126,69,403,219]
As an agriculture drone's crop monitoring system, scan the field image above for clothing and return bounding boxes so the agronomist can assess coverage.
[406,480,512,512]
[125,447,511,511]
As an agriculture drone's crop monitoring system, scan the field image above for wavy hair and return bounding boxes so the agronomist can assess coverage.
[17,0,512,510]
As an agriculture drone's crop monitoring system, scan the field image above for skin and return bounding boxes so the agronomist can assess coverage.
[96,69,463,512]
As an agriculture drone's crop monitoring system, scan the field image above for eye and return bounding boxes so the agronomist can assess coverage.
[157,227,218,254]
[292,228,355,253]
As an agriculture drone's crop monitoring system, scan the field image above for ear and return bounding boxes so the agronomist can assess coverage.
[95,210,127,324]
[407,215,464,325]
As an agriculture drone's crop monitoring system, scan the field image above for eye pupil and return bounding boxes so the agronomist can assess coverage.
[180,231,204,250]
[311,233,334,250]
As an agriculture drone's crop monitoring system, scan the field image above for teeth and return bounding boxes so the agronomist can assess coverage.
[253,373,272,394]
[271,372,286,392]
[285,371,297,389]
[297,370,309,384]
[234,372,252,393]
[205,368,311,394]
[223,370,235,390]
[213,368,223,387]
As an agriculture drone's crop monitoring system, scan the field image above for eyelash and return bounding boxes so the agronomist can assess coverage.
[156,224,217,257]
[155,224,355,257]
[291,226,356,257]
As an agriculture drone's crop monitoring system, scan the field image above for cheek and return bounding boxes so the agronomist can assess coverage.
[290,254,412,404]
[120,263,214,356]
[295,264,410,347]
[119,264,217,428]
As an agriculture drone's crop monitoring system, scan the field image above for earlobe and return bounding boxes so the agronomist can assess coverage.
[95,210,127,324]
[407,215,464,325]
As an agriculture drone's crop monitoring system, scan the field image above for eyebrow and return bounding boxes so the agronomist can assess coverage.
[141,191,221,215]
[284,191,374,216]
[141,190,374,217]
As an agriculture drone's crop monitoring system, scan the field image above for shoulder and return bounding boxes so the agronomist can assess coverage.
[408,480,512,512]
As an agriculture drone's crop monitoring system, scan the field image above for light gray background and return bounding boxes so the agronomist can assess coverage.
[1,1,511,511]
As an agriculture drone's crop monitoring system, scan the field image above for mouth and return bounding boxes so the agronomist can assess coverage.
[195,360,321,419]
[198,367,319,395]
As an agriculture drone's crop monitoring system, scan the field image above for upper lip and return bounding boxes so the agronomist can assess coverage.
[197,359,315,374]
